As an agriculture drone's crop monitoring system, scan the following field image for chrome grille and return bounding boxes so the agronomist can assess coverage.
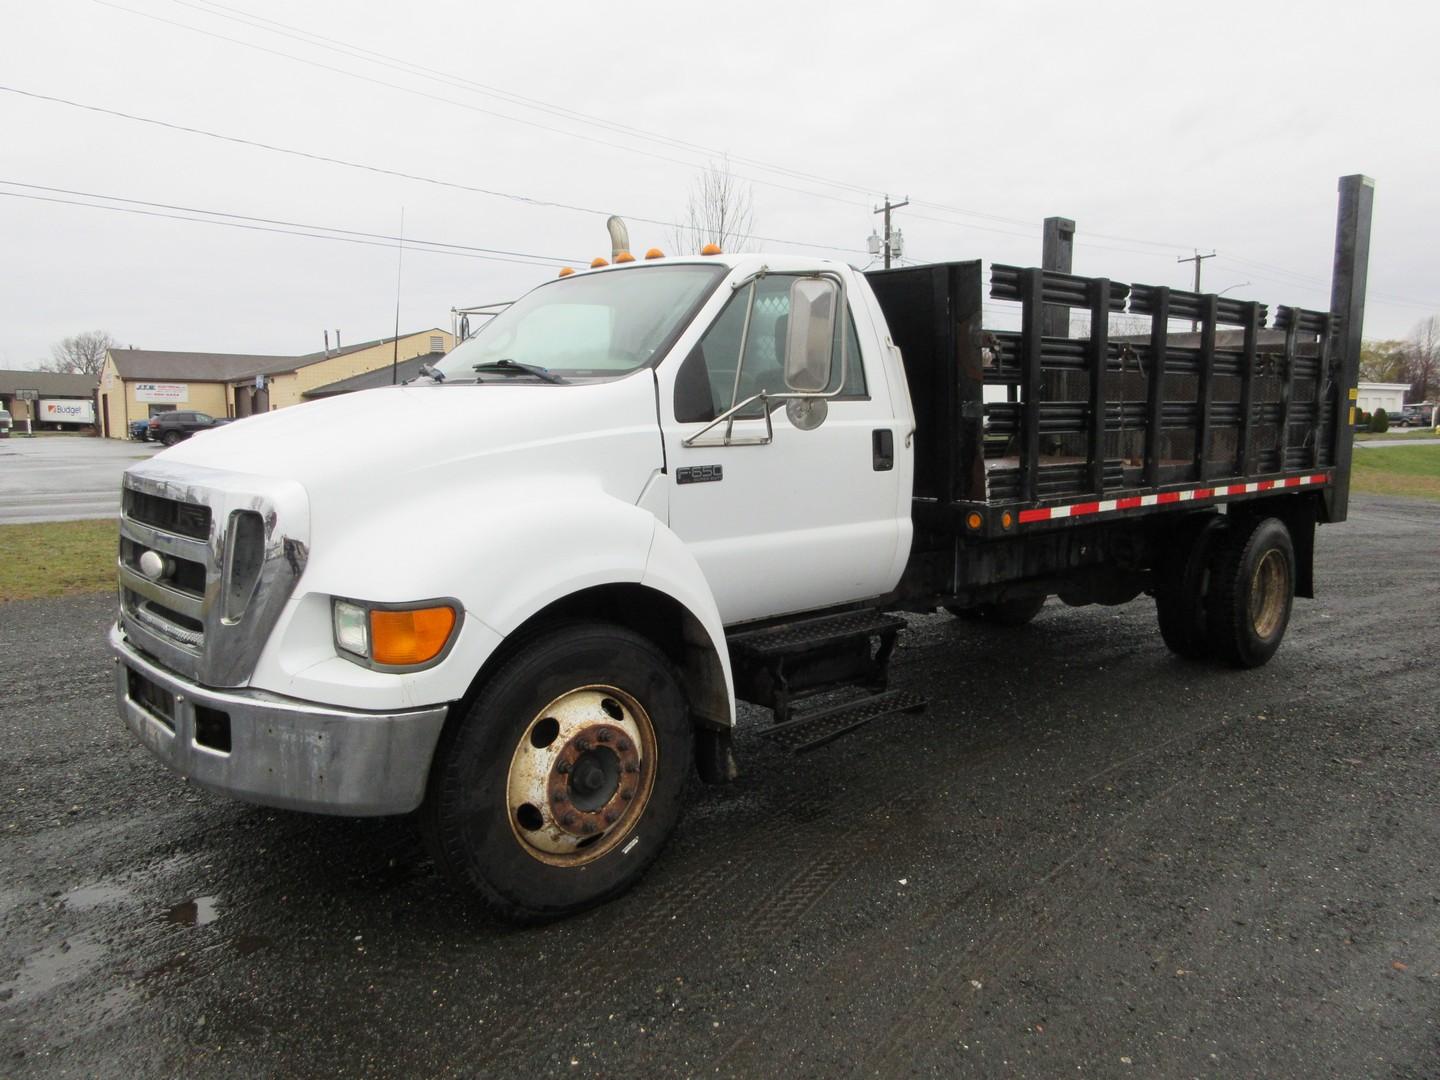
[117,463,309,687]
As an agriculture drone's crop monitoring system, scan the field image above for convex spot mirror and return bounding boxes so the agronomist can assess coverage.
[783,278,838,393]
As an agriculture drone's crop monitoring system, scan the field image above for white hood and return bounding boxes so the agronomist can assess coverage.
[142,371,666,530]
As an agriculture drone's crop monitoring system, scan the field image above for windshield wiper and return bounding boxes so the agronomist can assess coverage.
[472,359,566,384]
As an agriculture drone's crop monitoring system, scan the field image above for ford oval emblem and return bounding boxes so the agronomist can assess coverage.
[138,550,167,581]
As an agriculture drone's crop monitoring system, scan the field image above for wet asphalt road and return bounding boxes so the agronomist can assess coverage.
[3,495,1438,1079]
[0,437,160,524]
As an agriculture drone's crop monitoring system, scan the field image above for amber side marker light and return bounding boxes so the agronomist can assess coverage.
[966,512,983,531]
[590,257,609,268]
[370,606,457,667]
[1001,511,1014,530]
[557,266,575,277]
[645,248,665,259]
[701,243,722,256]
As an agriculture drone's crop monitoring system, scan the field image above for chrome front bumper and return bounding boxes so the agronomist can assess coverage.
[111,625,450,816]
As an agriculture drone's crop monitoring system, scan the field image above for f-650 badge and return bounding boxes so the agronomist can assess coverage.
[676,465,723,485]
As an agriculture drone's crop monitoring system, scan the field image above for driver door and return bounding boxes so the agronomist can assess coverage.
[660,271,906,626]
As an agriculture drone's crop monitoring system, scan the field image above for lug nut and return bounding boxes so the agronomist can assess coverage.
[617,738,631,752]
[621,789,634,801]
[580,821,597,836]
[561,813,577,827]
[604,809,619,824]
[551,791,567,804]
[596,730,612,743]
[575,737,592,752]
[624,762,639,774]
[556,760,571,774]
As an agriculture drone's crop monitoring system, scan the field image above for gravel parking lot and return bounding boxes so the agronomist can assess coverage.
[2,495,1437,1079]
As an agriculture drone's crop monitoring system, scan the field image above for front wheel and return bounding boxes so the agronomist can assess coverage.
[422,621,693,921]
[161,431,182,447]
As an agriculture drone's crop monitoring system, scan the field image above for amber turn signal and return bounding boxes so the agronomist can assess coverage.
[370,606,457,666]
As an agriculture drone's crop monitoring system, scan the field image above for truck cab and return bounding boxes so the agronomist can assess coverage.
[112,252,915,919]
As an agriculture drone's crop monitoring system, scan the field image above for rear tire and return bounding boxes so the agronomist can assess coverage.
[945,595,1046,627]
[161,431,182,447]
[1205,516,1295,669]
[422,621,692,922]
[1154,514,1227,659]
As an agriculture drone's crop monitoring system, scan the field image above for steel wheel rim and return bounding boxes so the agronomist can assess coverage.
[1249,549,1288,640]
[505,685,657,867]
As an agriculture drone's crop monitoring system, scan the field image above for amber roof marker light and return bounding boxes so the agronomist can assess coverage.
[614,251,636,263]
[590,257,609,268]
[557,267,575,277]
[644,248,665,260]
[701,243,722,256]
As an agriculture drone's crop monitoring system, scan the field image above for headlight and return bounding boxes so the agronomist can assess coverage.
[332,598,459,670]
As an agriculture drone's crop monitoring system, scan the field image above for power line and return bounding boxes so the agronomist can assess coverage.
[92,0,882,218]
[0,85,864,256]
[170,0,886,202]
[159,0,1221,255]
[0,179,580,262]
[0,186,573,266]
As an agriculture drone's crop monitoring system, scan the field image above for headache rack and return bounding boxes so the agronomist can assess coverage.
[866,175,1372,541]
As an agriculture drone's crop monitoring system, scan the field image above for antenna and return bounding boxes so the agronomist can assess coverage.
[391,206,405,385]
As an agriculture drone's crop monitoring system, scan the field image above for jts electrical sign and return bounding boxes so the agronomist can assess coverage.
[135,383,188,403]
[41,399,96,423]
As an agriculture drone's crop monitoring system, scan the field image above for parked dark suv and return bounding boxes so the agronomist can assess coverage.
[146,411,230,446]
[1401,404,1434,428]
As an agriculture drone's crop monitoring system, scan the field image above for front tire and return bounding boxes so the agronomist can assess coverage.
[422,621,693,921]
[1205,516,1295,669]
[161,431,182,447]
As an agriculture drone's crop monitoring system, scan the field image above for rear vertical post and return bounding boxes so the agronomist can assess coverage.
[1238,301,1259,475]
[1325,175,1374,522]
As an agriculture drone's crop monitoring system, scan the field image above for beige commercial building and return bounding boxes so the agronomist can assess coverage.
[98,329,452,439]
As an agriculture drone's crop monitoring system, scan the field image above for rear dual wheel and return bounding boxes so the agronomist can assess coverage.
[1155,514,1294,668]
[422,622,692,922]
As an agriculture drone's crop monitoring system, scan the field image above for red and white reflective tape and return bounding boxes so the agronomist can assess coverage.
[1017,473,1329,525]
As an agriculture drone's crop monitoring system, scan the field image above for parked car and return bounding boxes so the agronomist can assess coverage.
[0,408,11,438]
[128,419,151,441]
[1402,404,1434,428]
[146,411,230,447]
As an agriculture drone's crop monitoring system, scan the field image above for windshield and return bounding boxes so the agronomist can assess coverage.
[436,264,726,382]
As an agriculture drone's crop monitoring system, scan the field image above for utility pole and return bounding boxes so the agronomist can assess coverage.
[1177,248,1217,331]
[873,195,909,269]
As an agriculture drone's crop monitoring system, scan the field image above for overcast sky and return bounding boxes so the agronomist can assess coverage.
[3,0,1437,368]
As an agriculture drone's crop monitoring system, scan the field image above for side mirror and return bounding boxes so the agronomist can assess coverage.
[783,278,838,392]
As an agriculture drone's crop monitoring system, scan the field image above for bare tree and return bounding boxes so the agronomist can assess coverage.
[43,330,115,377]
[671,158,756,255]
[1407,316,1439,402]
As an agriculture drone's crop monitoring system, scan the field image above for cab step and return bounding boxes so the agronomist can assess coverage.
[757,689,927,754]
[727,608,908,725]
[727,609,908,660]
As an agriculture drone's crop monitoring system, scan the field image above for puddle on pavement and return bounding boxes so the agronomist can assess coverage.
[0,932,106,1002]
[61,882,134,911]
[232,934,271,956]
[164,895,221,927]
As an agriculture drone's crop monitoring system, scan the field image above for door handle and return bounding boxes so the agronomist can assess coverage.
[872,428,894,471]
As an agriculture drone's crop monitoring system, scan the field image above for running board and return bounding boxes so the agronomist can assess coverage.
[757,690,927,754]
